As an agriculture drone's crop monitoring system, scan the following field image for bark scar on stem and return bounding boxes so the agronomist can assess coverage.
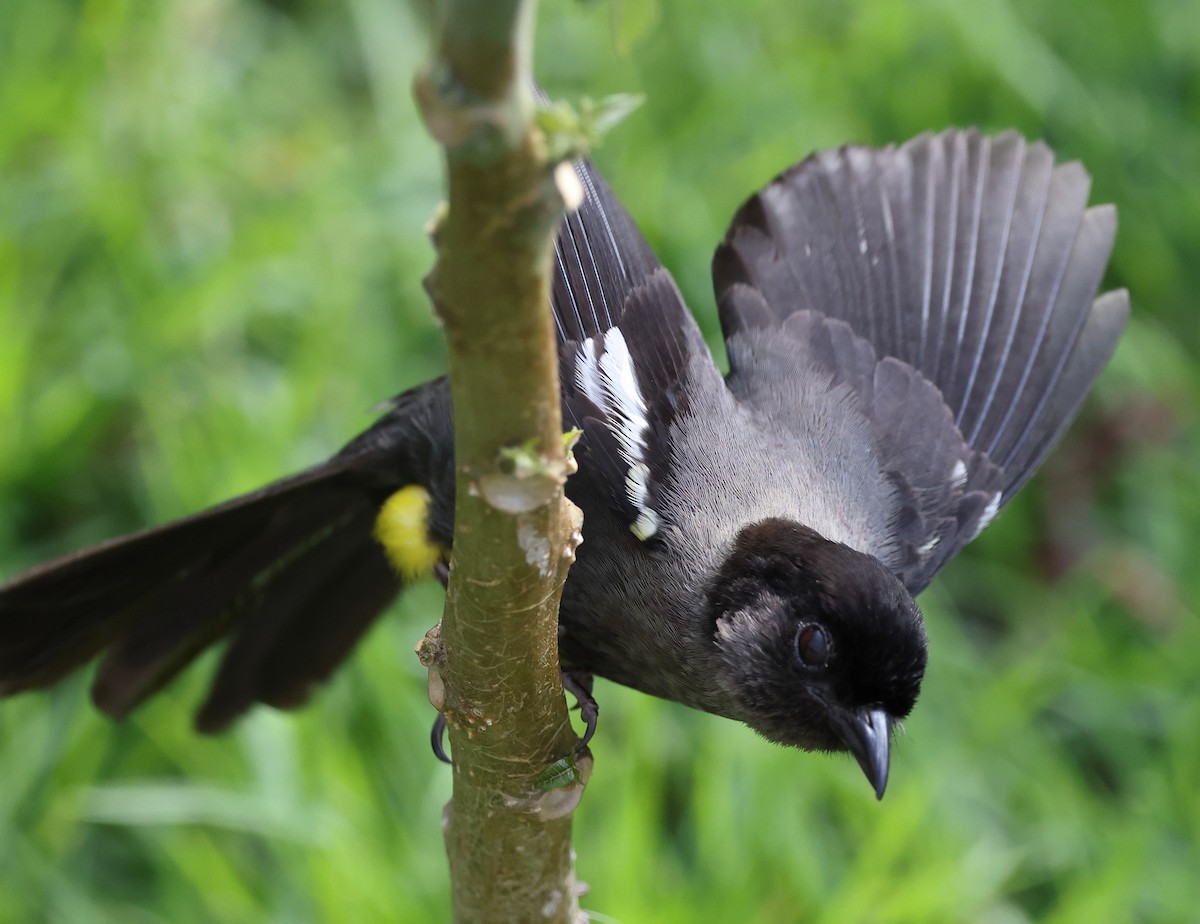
[415,624,448,711]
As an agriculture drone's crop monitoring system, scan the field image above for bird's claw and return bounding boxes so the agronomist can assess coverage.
[561,670,598,753]
[430,711,451,764]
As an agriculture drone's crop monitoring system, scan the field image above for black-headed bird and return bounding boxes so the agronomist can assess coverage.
[0,129,1127,798]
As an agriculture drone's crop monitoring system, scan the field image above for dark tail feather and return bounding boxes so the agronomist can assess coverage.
[0,489,300,692]
[259,542,399,711]
[193,513,398,732]
[0,461,403,728]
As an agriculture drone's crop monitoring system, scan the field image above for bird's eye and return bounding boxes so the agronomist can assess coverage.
[794,624,831,669]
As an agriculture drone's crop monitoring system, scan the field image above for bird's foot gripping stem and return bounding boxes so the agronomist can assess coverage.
[560,670,598,752]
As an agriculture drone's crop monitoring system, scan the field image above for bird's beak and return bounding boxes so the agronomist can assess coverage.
[828,705,891,800]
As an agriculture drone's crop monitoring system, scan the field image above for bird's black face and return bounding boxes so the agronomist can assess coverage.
[709,518,927,798]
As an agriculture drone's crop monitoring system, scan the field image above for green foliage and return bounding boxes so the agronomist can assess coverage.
[537,93,644,162]
[1,0,1197,921]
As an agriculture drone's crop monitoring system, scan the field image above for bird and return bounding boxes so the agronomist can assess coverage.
[0,128,1127,799]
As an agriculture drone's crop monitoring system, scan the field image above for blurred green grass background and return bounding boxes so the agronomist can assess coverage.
[1,0,1197,921]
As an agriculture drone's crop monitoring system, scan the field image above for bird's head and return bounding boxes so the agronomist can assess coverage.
[709,518,927,799]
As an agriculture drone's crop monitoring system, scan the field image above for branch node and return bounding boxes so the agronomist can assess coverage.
[414,61,519,157]
[474,437,575,514]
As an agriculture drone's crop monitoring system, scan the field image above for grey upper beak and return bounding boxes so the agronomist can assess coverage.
[829,705,891,800]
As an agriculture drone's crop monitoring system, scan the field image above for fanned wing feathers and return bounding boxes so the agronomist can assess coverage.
[714,129,1127,590]
[1000,287,1128,490]
[986,207,1122,495]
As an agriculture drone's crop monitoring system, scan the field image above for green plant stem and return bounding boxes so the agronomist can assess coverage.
[414,1,585,921]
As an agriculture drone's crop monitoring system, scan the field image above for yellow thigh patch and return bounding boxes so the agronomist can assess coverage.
[373,485,444,580]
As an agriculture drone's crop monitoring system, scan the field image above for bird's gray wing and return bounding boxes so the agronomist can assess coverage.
[555,159,718,543]
[713,130,1128,593]
[551,159,661,339]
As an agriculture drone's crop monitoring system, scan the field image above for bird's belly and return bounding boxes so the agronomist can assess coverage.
[555,510,733,717]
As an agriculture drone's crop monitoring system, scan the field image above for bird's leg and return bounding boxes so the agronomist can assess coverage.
[561,670,598,753]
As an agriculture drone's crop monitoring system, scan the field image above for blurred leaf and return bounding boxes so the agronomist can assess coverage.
[79,781,339,844]
[537,92,644,161]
